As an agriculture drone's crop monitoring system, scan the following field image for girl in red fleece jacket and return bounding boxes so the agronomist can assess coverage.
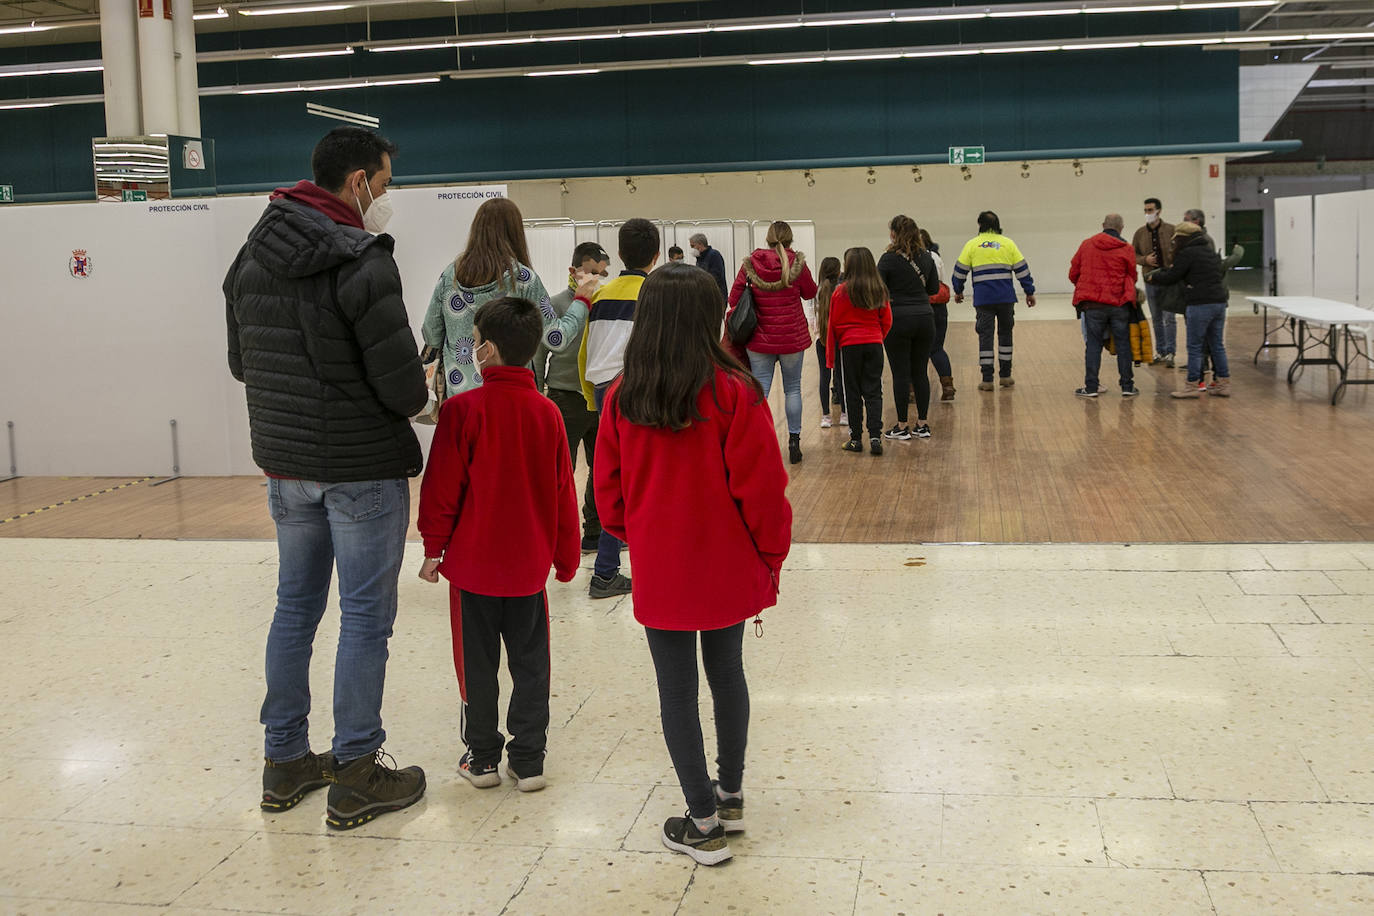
[826,247,893,454]
[594,263,792,866]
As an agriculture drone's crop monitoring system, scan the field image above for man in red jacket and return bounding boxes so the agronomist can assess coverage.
[1069,214,1139,399]
[417,296,581,793]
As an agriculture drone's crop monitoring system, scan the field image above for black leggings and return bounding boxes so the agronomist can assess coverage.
[644,622,749,819]
[929,303,952,378]
[814,338,845,413]
[884,308,936,423]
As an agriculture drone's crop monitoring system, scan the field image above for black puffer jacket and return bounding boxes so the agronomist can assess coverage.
[1147,231,1227,307]
[225,198,427,482]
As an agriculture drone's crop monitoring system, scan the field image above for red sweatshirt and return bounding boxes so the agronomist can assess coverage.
[418,365,580,596]
[270,179,364,230]
[825,283,893,368]
[594,367,793,631]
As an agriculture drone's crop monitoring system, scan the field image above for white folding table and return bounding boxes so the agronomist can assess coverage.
[1248,296,1374,405]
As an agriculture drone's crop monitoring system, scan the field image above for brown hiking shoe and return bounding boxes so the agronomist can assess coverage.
[940,376,956,400]
[261,750,330,811]
[325,748,426,830]
[999,377,1015,388]
[1171,385,1203,399]
[978,381,995,391]
[1208,377,1231,397]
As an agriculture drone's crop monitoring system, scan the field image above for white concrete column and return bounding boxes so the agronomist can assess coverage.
[1199,156,1227,250]
[137,0,179,135]
[99,0,142,137]
[171,0,200,137]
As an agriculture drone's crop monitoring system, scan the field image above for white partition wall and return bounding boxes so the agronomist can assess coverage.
[0,186,504,477]
[1274,195,1315,296]
[1313,191,1362,303]
[1360,190,1374,308]
[523,219,578,300]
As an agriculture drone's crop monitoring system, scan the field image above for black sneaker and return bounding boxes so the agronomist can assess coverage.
[883,425,911,441]
[1074,387,1099,398]
[1121,386,1140,398]
[261,750,330,811]
[458,750,501,788]
[661,812,732,865]
[580,533,600,553]
[507,761,546,793]
[589,572,632,599]
[712,781,744,834]
[870,438,883,456]
[325,748,426,830]
[913,424,931,439]
[841,439,863,453]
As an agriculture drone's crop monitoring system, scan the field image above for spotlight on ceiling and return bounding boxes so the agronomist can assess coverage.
[755,172,764,184]
[866,167,876,185]
[1138,158,1150,174]
[1020,162,1030,179]
[1073,159,1084,177]
[625,177,637,194]
[804,169,815,188]
[960,165,972,182]
[699,174,709,185]
[911,167,922,183]
[559,179,569,195]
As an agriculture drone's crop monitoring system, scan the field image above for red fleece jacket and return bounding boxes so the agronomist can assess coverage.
[271,179,364,231]
[1069,232,1138,308]
[594,368,793,631]
[825,283,893,368]
[418,365,580,596]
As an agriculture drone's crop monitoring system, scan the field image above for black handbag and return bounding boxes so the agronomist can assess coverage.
[726,283,758,344]
[1158,282,1188,315]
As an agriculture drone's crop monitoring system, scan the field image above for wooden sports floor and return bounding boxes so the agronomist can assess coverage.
[4,312,1373,544]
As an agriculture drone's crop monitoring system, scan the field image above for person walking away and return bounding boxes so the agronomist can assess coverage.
[920,228,956,401]
[418,296,581,793]
[1147,222,1232,399]
[826,247,892,455]
[594,263,792,865]
[422,197,585,398]
[534,242,609,552]
[225,126,427,829]
[1069,214,1140,398]
[810,256,845,428]
[878,215,941,440]
[728,220,819,464]
[579,218,661,599]
[690,232,729,301]
[1132,198,1178,367]
[951,211,1036,390]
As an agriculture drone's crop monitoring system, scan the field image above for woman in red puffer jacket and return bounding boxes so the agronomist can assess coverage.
[726,220,818,465]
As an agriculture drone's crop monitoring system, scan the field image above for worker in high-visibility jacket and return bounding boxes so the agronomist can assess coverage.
[951,211,1037,390]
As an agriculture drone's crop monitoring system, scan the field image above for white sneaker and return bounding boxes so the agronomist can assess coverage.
[839,412,848,425]
[820,415,832,428]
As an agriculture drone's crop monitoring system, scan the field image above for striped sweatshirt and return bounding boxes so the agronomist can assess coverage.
[579,269,647,407]
[951,232,1035,307]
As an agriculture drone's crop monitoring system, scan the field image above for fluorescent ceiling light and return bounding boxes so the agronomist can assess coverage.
[1180,0,1275,7]
[527,68,602,76]
[240,76,439,94]
[0,100,54,109]
[989,9,1080,18]
[1066,41,1145,49]
[825,52,903,61]
[1222,33,1303,43]
[1142,37,1220,45]
[904,48,981,57]
[0,24,53,36]
[748,56,824,65]
[239,4,352,16]
[895,13,987,21]
[1085,5,1178,12]
[369,42,454,52]
[714,22,804,32]
[1304,32,1374,40]
[632,27,712,37]
[0,64,103,78]
[539,33,621,43]
[802,17,893,27]
[454,37,538,48]
[984,45,1061,53]
[272,48,355,59]
[193,8,229,20]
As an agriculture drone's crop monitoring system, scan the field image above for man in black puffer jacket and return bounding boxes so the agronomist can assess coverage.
[225,127,429,830]
[1146,221,1232,399]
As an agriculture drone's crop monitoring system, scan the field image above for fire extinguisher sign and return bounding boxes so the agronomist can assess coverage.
[138,0,154,17]
[163,0,173,19]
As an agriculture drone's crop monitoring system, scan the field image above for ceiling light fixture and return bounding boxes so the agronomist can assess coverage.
[1021,162,1031,178]
[1139,158,1150,174]
[867,168,877,185]
[192,8,229,21]
[1073,159,1085,176]
[755,172,765,184]
[961,165,973,182]
[527,68,603,77]
[912,167,922,183]
[804,169,816,187]
[0,100,55,109]
[0,63,103,78]
[272,48,355,59]
[238,76,440,94]
[239,4,353,16]
[0,23,53,36]
[748,57,826,66]
[559,179,569,195]
[625,177,637,193]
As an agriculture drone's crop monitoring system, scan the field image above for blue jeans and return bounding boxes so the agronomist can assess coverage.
[261,477,410,764]
[747,349,804,435]
[1083,306,1135,392]
[1145,283,1177,356]
[1185,302,1230,384]
[592,383,624,580]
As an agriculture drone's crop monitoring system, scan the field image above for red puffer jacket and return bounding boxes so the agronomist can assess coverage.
[1069,232,1138,308]
[727,247,818,354]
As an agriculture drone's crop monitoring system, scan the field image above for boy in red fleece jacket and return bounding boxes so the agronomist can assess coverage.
[417,296,581,792]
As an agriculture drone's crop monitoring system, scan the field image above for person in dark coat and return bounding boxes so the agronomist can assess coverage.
[1146,221,1232,399]
[224,126,428,829]
[690,232,729,301]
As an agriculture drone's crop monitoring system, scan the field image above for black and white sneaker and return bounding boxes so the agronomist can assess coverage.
[661,813,732,865]
[841,439,863,453]
[1121,386,1140,398]
[1074,387,1099,398]
[457,751,501,788]
[870,438,883,456]
[913,424,931,439]
[883,425,911,441]
[713,781,745,833]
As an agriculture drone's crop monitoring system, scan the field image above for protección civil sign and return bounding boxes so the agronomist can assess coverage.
[0,185,13,203]
[122,190,148,202]
[949,146,986,166]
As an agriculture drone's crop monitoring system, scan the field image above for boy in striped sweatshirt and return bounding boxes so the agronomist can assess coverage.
[952,211,1037,390]
[578,218,660,599]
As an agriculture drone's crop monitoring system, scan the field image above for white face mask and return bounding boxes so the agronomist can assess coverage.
[1145,212,1159,225]
[474,340,493,377]
[357,177,394,234]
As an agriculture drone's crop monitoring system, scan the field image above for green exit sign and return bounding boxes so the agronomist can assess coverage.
[0,185,13,203]
[949,146,986,166]
[122,190,148,202]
